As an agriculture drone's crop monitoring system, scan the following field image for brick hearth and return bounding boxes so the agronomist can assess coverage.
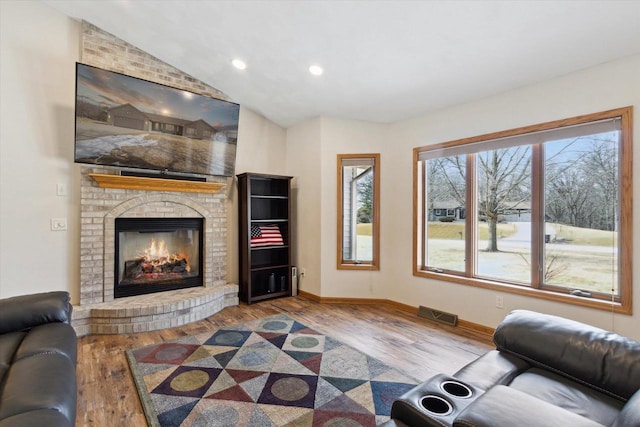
[72,285,238,335]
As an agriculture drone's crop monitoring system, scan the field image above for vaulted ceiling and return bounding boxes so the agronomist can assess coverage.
[45,1,640,128]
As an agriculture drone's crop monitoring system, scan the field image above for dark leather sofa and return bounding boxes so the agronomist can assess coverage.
[383,310,640,427]
[0,292,77,427]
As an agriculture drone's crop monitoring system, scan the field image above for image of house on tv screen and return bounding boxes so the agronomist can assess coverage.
[74,63,240,177]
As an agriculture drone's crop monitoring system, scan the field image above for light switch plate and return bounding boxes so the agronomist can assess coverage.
[51,218,68,231]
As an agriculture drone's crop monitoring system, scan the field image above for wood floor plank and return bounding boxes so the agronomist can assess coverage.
[75,296,493,426]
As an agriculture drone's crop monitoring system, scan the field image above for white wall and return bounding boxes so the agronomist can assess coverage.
[385,55,640,339]
[227,107,287,284]
[0,1,287,302]
[286,118,322,295]
[0,1,81,300]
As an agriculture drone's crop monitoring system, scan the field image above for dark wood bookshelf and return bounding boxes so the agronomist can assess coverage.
[237,173,293,304]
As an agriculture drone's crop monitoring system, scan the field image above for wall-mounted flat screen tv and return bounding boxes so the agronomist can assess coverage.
[74,63,240,177]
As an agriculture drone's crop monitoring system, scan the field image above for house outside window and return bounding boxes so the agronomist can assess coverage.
[414,107,632,313]
[337,154,380,270]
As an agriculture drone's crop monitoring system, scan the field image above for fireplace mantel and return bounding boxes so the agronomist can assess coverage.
[89,173,226,194]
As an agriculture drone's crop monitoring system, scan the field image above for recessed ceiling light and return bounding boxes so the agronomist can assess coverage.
[309,64,323,76]
[232,59,247,70]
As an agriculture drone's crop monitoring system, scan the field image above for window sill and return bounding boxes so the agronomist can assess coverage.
[338,263,379,271]
[413,269,631,315]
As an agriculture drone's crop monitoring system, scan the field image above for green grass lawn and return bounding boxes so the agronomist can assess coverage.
[427,222,517,240]
[425,221,616,247]
[552,223,618,246]
[356,223,372,236]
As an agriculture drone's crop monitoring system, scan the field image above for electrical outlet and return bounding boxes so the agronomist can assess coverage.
[51,218,68,231]
[495,295,504,309]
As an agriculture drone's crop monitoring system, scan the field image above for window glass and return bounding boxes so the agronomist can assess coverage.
[425,156,466,273]
[338,154,380,269]
[543,131,619,296]
[476,146,532,283]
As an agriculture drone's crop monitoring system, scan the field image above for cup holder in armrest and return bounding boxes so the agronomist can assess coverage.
[440,380,473,399]
[420,395,453,416]
[390,374,482,426]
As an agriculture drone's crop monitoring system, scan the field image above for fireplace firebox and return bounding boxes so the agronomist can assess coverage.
[114,218,204,298]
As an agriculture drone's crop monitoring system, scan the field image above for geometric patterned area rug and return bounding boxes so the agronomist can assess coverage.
[126,314,418,426]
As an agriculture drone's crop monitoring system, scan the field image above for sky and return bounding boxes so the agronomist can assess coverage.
[76,64,239,128]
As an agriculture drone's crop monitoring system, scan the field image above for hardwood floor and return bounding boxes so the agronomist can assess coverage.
[76,296,494,426]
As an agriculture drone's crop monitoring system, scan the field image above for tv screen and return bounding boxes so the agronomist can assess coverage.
[74,63,240,177]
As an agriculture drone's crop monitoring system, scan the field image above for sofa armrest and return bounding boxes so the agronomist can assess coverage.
[454,385,603,427]
[454,350,530,391]
[0,292,72,334]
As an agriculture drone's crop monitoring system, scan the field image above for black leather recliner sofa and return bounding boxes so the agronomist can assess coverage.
[383,310,640,427]
[0,292,77,427]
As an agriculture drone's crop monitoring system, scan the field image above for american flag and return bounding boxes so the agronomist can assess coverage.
[250,224,284,247]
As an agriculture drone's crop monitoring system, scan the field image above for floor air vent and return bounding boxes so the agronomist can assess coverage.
[417,306,458,326]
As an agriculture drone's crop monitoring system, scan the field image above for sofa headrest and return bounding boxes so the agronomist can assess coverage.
[493,310,640,401]
[0,292,72,334]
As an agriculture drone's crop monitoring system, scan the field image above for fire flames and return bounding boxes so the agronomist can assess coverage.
[139,239,190,271]
[144,238,170,261]
[121,238,191,283]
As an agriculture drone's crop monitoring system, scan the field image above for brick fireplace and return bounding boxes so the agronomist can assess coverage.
[72,167,238,336]
[70,22,241,336]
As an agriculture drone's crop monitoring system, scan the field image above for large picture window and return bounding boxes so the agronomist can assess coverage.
[414,107,632,313]
[338,154,380,270]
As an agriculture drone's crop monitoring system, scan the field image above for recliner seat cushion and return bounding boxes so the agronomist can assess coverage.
[0,332,26,384]
[0,351,76,424]
[612,389,640,427]
[509,368,624,426]
[0,408,72,427]
[453,385,604,427]
[14,323,77,364]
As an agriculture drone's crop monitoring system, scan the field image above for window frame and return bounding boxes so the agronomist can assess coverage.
[337,153,380,270]
[413,107,633,314]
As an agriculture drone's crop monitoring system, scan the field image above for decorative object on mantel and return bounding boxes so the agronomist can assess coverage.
[88,173,226,194]
[126,314,418,427]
